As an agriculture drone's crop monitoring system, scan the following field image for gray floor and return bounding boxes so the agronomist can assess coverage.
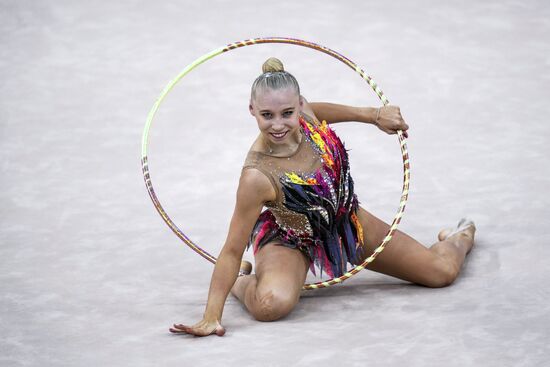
[1,1,549,366]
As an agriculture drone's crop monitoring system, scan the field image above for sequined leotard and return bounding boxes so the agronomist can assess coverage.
[242,113,366,278]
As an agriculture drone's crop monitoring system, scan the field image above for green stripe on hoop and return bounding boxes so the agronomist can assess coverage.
[141,46,226,158]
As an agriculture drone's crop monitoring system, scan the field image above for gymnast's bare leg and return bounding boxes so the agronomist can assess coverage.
[355,206,476,287]
[230,242,309,321]
[230,209,475,321]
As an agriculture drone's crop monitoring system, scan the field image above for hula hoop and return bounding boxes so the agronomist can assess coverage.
[141,37,410,290]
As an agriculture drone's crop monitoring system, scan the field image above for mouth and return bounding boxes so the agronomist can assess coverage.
[270,131,288,140]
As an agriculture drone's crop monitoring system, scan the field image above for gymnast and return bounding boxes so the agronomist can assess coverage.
[169,57,476,337]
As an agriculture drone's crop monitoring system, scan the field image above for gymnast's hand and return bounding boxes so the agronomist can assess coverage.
[169,318,226,337]
[375,105,409,138]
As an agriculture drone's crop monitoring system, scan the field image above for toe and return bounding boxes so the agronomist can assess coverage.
[438,228,452,241]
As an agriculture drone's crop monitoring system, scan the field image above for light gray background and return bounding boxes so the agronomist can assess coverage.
[1,1,549,366]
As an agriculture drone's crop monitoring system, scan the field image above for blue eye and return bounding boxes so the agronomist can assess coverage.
[283,111,294,117]
[262,113,272,119]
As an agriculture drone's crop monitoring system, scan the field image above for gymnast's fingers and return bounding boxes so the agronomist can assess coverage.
[172,323,189,329]
[170,321,225,337]
[169,324,192,333]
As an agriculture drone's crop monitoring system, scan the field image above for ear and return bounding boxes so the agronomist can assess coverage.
[249,100,255,116]
[298,95,304,110]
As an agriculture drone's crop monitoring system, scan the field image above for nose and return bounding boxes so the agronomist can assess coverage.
[271,119,285,131]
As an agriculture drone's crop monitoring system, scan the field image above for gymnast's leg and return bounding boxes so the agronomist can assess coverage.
[230,242,309,321]
[354,206,475,287]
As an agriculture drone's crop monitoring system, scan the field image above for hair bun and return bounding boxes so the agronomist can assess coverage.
[262,57,284,73]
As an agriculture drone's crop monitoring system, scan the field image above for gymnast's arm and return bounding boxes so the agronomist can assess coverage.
[304,98,409,136]
[306,100,378,125]
[202,169,268,316]
[200,169,273,329]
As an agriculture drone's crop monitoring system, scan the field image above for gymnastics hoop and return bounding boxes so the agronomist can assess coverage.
[141,37,410,290]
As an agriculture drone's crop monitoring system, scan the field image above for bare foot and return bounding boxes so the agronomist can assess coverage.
[438,218,476,254]
[239,260,253,276]
[231,260,254,300]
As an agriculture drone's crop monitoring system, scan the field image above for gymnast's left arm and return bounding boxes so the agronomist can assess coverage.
[307,100,409,137]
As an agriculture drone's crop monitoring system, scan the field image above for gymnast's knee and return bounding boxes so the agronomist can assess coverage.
[250,289,297,322]
[422,258,460,288]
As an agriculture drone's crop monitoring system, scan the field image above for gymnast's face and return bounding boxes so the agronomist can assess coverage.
[249,87,303,148]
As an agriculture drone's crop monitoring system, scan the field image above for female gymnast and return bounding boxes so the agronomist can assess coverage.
[169,57,476,337]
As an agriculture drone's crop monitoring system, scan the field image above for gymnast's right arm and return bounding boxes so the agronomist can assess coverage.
[169,168,274,337]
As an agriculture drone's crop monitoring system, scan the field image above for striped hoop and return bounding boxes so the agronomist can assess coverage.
[141,37,410,290]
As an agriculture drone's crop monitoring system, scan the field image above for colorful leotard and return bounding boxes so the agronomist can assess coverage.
[241,113,366,278]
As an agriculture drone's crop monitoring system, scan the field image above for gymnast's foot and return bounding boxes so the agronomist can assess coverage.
[438,218,476,254]
[238,260,253,277]
[231,261,254,301]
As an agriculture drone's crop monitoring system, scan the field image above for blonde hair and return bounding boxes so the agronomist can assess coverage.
[251,57,300,100]
[262,57,284,73]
